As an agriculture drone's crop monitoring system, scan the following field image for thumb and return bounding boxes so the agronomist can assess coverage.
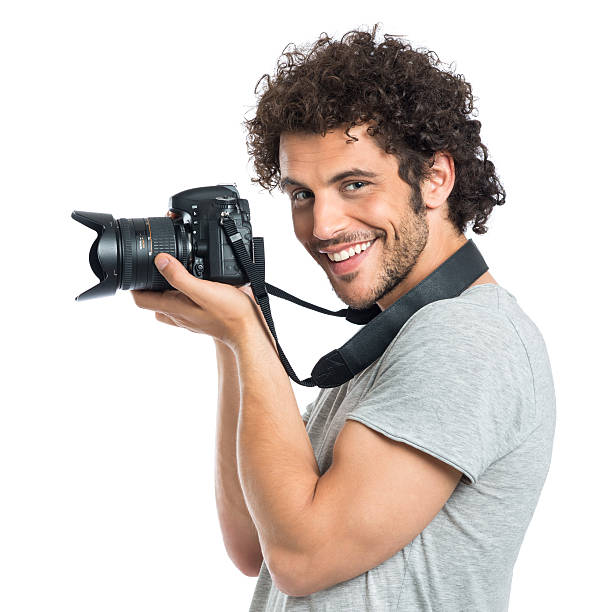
[154,253,205,300]
[154,252,174,273]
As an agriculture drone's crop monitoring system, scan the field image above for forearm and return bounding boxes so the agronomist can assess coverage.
[214,339,263,575]
[233,327,321,564]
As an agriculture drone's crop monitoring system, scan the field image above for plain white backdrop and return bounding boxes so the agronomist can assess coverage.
[1,1,610,610]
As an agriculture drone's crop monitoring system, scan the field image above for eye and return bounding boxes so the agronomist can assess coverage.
[291,189,313,203]
[344,181,368,192]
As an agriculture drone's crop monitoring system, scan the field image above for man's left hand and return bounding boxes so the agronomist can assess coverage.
[131,253,267,351]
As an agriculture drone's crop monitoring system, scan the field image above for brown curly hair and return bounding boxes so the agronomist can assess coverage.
[244,24,505,235]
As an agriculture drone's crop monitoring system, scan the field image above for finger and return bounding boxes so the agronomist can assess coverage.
[155,311,178,326]
[153,253,217,304]
[131,288,196,315]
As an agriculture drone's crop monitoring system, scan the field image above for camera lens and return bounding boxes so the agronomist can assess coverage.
[117,216,190,290]
[71,211,191,300]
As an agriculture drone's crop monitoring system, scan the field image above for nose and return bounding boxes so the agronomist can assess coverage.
[311,194,348,242]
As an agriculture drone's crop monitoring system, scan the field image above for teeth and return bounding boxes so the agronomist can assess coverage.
[326,241,372,262]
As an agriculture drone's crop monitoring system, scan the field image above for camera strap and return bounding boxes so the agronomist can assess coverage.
[220,216,488,388]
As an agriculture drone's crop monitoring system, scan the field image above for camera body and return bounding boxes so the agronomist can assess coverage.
[71,184,254,301]
[169,184,253,285]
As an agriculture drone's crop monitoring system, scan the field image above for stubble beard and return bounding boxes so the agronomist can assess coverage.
[324,193,429,310]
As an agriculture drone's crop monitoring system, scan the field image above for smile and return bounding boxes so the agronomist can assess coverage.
[325,240,373,262]
[324,239,377,276]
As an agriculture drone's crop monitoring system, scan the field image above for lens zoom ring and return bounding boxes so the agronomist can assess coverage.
[118,218,134,289]
[149,217,178,290]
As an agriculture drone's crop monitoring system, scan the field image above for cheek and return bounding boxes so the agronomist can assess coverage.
[292,210,313,243]
[358,199,396,238]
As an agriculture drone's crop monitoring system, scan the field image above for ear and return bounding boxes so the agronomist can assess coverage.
[422,152,455,211]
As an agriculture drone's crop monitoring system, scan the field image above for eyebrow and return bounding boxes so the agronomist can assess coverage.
[280,168,379,193]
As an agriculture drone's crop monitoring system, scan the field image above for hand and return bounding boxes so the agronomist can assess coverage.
[131,249,273,353]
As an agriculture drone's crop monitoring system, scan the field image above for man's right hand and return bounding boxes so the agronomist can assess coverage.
[166,211,277,353]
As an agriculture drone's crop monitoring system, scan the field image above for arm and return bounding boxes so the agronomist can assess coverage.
[214,337,309,578]
[132,255,470,598]
[233,328,461,598]
[135,255,419,594]
[287,420,462,595]
[147,281,272,578]
[214,339,264,577]
[233,327,321,593]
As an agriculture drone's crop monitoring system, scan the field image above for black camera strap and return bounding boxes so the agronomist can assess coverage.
[220,216,488,388]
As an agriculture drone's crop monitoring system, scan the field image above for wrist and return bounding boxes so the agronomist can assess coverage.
[230,319,278,363]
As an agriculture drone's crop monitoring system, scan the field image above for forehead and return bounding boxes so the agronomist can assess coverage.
[279,124,396,182]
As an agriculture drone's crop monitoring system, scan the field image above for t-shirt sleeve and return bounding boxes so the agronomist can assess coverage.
[302,387,329,424]
[345,299,535,484]
[302,398,319,424]
[302,402,314,423]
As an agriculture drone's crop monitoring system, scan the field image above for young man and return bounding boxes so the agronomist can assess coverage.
[132,26,555,611]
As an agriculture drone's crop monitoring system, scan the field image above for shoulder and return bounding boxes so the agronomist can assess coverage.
[385,285,523,362]
[374,285,540,427]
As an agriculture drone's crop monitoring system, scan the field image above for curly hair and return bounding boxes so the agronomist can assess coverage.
[244,24,505,235]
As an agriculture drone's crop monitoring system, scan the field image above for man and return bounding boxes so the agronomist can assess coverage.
[132,26,555,611]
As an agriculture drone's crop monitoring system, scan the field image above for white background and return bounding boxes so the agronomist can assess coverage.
[1,1,610,610]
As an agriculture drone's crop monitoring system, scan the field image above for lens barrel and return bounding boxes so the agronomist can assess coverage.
[71,211,191,300]
[118,217,190,290]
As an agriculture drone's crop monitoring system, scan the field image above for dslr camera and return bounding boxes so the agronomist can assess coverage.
[72,185,253,301]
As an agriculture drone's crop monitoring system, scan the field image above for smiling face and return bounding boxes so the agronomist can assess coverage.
[279,123,431,310]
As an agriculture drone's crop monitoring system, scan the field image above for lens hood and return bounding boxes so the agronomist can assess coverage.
[71,211,120,301]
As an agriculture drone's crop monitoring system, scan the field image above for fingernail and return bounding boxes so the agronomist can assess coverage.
[156,255,169,271]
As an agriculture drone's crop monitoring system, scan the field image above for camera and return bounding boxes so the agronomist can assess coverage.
[72,185,253,301]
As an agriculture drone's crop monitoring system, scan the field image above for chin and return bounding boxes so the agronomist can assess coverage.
[320,260,378,309]
[348,299,378,310]
[335,287,378,310]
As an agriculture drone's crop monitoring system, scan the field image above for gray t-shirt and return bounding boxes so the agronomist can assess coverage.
[249,284,556,611]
